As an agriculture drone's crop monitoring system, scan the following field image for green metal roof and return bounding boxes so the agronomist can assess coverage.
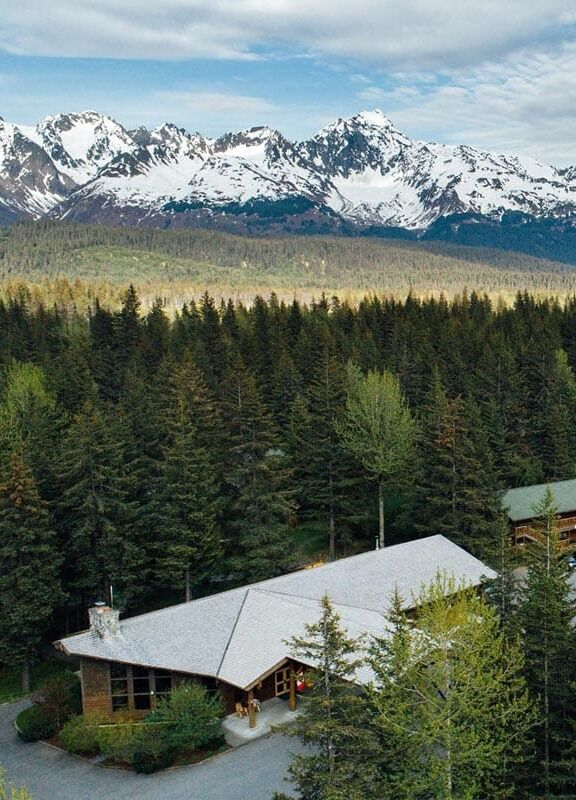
[503,479,576,522]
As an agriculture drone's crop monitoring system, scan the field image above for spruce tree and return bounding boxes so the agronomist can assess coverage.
[0,454,63,691]
[0,361,64,501]
[288,352,357,559]
[275,595,378,800]
[485,514,518,634]
[414,376,501,559]
[515,487,576,797]
[221,355,295,581]
[55,396,138,609]
[153,358,222,601]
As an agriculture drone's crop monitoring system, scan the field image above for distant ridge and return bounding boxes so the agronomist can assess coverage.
[2,110,576,262]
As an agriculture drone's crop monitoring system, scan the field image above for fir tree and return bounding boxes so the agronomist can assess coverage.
[55,396,138,609]
[485,514,518,634]
[0,361,64,501]
[288,352,356,559]
[414,376,501,558]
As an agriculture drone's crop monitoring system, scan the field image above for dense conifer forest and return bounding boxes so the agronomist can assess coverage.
[0,285,575,629]
[2,284,576,796]
[2,222,576,308]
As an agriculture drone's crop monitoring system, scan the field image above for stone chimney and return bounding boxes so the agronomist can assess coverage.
[89,601,120,638]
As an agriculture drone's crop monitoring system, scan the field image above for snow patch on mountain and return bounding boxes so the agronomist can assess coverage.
[3,107,576,230]
[35,111,135,184]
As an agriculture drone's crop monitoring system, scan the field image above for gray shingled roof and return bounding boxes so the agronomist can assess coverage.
[58,534,495,690]
[503,479,576,522]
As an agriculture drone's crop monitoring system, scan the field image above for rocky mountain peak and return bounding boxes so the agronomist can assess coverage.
[2,108,576,235]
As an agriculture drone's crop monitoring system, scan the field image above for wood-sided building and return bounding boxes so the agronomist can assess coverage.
[56,535,495,722]
[503,478,576,550]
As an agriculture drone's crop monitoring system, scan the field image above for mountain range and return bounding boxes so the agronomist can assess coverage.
[2,108,576,261]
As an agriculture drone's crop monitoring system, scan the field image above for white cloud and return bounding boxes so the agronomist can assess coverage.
[3,1,576,162]
[356,42,576,165]
[155,91,277,115]
[1,1,575,67]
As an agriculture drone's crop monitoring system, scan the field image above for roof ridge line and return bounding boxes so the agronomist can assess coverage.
[255,586,387,615]
[216,588,251,679]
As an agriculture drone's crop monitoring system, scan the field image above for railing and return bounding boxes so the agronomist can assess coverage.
[513,516,576,549]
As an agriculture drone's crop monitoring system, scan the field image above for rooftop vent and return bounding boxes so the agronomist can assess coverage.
[89,601,120,638]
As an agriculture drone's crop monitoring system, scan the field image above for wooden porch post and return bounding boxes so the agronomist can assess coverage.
[289,671,297,712]
[247,689,256,728]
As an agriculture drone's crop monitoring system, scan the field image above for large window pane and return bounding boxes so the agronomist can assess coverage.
[134,693,151,710]
[155,671,172,695]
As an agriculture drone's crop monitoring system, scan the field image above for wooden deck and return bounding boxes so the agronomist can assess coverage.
[512,514,576,550]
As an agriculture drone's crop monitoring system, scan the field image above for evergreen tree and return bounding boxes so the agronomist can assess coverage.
[88,300,118,401]
[515,487,576,797]
[275,595,378,800]
[142,298,170,370]
[485,514,518,634]
[55,396,138,609]
[0,454,63,691]
[537,350,576,480]
[116,370,165,598]
[114,283,143,370]
[153,358,222,601]
[288,352,357,559]
[414,376,501,558]
[471,335,539,485]
[221,355,295,581]
[0,361,64,501]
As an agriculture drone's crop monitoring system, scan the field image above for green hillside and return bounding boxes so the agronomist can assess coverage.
[1,221,575,308]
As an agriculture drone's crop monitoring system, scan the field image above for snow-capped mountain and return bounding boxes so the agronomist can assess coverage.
[2,108,576,234]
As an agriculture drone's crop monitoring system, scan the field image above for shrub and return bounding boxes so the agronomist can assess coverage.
[34,674,81,729]
[95,720,142,764]
[130,726,178,774]
[146,682,224,752]
[15,705,57,742]
[59,713,106,755]
[95,720,177,772]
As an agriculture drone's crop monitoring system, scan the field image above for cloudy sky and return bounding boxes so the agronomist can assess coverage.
[1,1,576,164]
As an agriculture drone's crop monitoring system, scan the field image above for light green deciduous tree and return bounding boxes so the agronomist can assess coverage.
[337,363,417,547]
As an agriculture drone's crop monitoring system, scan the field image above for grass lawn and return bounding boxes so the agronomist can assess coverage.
[0,659,72,704]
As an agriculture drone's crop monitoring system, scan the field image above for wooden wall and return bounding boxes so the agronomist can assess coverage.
[80,658,111,715]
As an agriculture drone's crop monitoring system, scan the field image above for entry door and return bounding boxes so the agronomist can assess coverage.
[275,666,291,696]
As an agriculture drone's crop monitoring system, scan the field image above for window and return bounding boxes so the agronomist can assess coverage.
[154,670,172,700]
[110,664,175,711]
[275,667,291,696]
[132,666,152,710]
[110,664,129,711]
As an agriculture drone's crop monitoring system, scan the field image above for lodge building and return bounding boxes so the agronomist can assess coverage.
[56,535,495,728]
[503,478,576,550]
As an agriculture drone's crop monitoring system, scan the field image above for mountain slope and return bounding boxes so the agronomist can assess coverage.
[2,108,576,259]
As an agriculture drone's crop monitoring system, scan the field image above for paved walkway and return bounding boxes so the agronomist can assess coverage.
[223,697,299,747]
[0,700,302,800]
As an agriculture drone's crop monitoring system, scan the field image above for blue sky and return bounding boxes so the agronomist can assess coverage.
[1,1,576,164]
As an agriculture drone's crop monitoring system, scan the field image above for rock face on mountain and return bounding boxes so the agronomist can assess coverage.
[2,108,576,237]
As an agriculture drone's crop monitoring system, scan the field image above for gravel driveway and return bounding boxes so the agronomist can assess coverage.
[0,700,302,800]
